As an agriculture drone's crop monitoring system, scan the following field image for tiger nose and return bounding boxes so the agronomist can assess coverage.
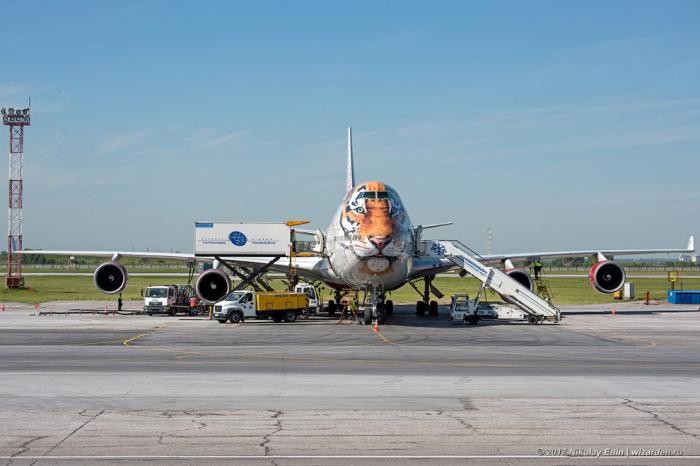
[369,235,392,250]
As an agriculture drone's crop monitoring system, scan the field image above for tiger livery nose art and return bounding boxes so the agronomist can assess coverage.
[327,180,413,289]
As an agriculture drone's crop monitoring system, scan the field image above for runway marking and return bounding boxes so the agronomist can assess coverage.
[121,333,147,346]
[121,323,168,346]
[0,455,697,460]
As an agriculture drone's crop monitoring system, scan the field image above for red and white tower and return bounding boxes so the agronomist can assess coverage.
[1,104,30,288]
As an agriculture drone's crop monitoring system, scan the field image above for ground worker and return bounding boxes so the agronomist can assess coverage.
[350,296,358,316]
[533,260,543,280]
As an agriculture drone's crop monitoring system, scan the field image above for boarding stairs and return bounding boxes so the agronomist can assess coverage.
[435,240,560,323]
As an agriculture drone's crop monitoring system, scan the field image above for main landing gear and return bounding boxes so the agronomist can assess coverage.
[413,275,439,317]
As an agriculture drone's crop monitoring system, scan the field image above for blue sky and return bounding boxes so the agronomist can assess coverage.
[1,0,699,254]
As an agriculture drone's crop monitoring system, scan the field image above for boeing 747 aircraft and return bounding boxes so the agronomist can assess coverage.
[25,127,695,324]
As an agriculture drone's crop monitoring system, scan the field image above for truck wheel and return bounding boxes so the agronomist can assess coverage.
[229,312,243,324]
[466,316,479,326]
[284,311,297,322]
[385,300,394,316]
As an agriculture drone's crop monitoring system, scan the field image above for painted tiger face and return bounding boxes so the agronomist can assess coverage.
[340,181,410,259]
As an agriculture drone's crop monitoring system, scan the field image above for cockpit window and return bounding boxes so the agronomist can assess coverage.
[359,191,390,199]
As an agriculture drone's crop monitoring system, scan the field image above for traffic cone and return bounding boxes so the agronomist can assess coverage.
[611,306,617,316]
[373,321,379,332]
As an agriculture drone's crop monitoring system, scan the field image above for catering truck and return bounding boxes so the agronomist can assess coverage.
[213,290,309,323]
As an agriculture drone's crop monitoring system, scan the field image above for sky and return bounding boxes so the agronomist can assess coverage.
[1,0,699,255]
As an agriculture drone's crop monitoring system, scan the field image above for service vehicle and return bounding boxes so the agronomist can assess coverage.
[143,284,199,316]
[294,283,322,315]
[213,290,309,323]
[448,293,528,325]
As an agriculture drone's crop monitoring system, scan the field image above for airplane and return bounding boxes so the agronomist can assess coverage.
[23,127,695,324]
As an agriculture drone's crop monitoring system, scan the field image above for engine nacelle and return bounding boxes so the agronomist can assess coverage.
[506,269,533,291]
[196,269,231,303]
[94,261,128,294]
[589,260,626,293]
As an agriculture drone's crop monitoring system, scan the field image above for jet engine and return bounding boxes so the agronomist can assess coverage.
[589,260,626,293]
[196,269,231,303]
[93,261,128,294]
[505,269,534,291]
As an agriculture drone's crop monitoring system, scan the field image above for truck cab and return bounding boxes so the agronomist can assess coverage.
[143,285,178,315]
[294,283,321,314]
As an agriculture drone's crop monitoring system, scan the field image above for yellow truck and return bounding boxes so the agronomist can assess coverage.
[213,290,309,323]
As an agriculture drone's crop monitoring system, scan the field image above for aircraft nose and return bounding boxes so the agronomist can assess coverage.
[369,235,392,250]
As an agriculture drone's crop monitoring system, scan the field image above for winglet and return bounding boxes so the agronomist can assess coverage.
[346,126,355,194]
[688,235,695,252]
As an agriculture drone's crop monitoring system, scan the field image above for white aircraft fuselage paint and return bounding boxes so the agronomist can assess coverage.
[324,180,414,291]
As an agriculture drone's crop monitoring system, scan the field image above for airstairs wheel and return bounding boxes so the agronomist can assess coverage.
[527,315,539,325]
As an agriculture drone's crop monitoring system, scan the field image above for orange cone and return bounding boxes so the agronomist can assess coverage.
[373,321,379,332]
[611,306,617,316]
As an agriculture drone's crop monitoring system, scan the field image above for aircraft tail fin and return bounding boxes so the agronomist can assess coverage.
[346,126,355,194]
[688,235,695,252]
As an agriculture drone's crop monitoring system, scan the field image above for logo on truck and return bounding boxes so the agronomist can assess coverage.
[229,231,247,246]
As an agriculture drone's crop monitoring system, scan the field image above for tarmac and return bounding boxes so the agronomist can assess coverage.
[1,300,699,464]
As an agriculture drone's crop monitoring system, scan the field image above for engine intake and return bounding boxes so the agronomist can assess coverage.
[506,269,533,291]
[94,261,128,294]
[589,260,625,293]
[196,269,231,303]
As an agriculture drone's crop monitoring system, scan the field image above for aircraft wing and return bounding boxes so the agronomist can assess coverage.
[19,250,197,261]
[477,236,695,265]
[18,250,330,280]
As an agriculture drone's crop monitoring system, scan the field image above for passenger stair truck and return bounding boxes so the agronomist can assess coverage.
[434,240,561,324]
[213,290,309,323]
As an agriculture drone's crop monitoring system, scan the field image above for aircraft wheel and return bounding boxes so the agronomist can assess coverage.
[416,301,426,316]
[385,300,394,316]
[429,300,439,316]
[364,307,373,325]
[376,305,386,325]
